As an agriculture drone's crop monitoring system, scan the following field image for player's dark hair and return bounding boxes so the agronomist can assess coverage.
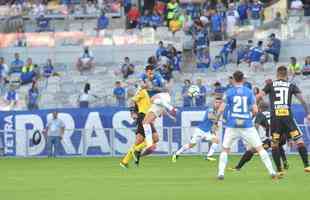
[277,66,288,78]
[145,65,153,71]
[215,97,222,101]
[233,70,244,83]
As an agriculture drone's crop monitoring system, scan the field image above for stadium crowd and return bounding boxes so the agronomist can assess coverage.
[1,0,310,111]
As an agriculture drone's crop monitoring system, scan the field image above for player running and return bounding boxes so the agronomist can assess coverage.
[260,66,310,175]
[120,86,157,168]
[171,97,222,162]
[230,102,289,171]
[216,70,277,180]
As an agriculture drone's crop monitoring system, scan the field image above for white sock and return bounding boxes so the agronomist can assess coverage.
[176,144,191,155]
[218,151,228,176]
[207,143,219,157]
[258,149,276,175]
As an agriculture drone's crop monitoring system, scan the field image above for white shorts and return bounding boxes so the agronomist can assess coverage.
[190,128,214,144]
[222,127,262,149]
[149,93,171,117]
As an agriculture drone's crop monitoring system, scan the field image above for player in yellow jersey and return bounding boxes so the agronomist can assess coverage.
[120,87,157,168]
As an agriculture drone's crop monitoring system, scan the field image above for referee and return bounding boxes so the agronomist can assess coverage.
[46,111,65,157]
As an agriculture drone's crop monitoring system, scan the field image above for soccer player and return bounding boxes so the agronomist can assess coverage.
[171,97,222,162]
[120,86,157,168]
[260,66,310,175]
[231,102,289,171]
[138,66,177,157]
[217,70,276,180]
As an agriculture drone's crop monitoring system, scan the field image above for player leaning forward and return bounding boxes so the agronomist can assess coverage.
[260,66,310,174]
[216,71,277,180]
[172,97,222,162]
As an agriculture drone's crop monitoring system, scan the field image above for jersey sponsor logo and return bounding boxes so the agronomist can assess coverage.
[275,108,289,116]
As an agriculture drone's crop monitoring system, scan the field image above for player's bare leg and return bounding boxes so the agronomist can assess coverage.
[141,132,159,157]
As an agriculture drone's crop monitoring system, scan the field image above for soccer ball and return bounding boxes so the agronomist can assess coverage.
[188,85,200,97]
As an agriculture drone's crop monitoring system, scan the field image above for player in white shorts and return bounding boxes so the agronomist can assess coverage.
[216,71,276,180]
[139,92,177,156]
[172,97,222,162]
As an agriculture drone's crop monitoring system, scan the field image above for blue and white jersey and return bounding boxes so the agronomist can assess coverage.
[249,3,263,19]
[198,107,216,132]
[195,30,208,49]
[140,72,164,97]
[249,46,263,62]
[225,86,255,128]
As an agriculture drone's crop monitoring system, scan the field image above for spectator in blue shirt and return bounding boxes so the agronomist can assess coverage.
[182,79,193,107]
[113,81,126,107]
[197,48,210,70]
[220,38,236,66]
[249,40,264,72]
[248,0,263,28]
[226,76,234,90]
[195,79,206,107]
[141,65,165,97]
[43,59,54,78]
[121,57,135,79]
[237,40,253,67]
[172,51,182,72]
[193,20,209,50]
[213,81,226,96]
[4,85,19,110]
[158,64,173,83]
[10,53,24,74]
[265,33,281,64]
[96,11,109,37]
[212,55,224,72]
[124,0,132,14]
[139,10,151,29]
[156,41,167,59]
[237,0,249,25]
[210,9,224,41]
[150,10,162,29]
[21,58,37,85]
[36,15,52,32]
[27,82,39,110]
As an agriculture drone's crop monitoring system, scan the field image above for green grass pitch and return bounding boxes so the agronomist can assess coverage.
[1,155,309,200]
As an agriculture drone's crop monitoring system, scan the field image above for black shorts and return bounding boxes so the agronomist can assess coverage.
[136,113,156,137]
[270,116,302,142]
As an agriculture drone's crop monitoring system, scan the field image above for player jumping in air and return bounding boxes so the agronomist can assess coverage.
[260,66,310,176]
[137,65,177,158]
[120,87,157,168]
[216,71,277,180]
[171,97,222,162]
[230,102,289,171]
